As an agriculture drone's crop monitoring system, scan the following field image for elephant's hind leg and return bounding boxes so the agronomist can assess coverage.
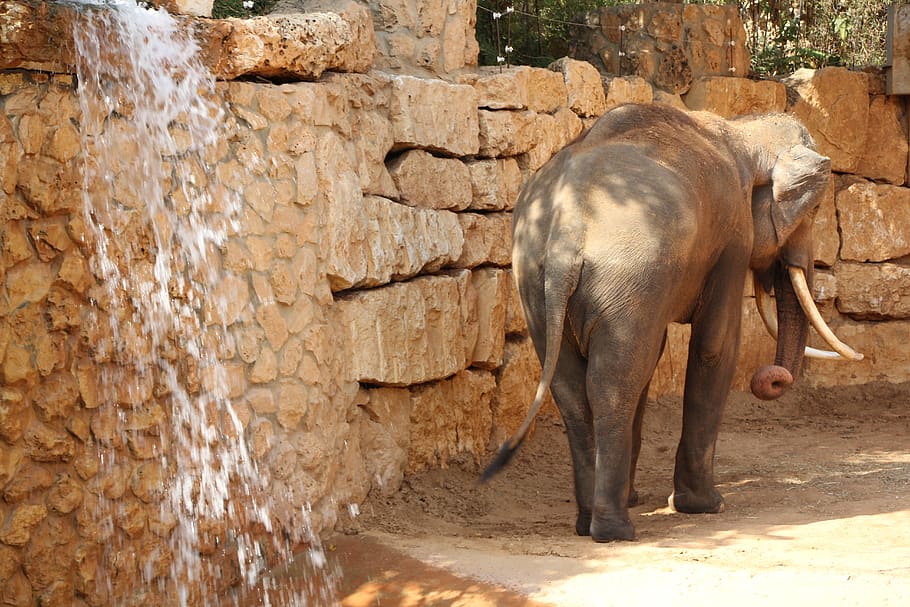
[546,333,596,537]
[585,321,667,542]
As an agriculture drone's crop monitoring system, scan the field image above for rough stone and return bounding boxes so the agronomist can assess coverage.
[334,271,477,386]
[407,369,495,472]
[855,95,908,185]
[470,268,508,369]
[22,515,75,590]
[836,179,910,262]
[359,387,410,495]
[459,67,529,110]
[503,269,527,336]
[835,263,910,320]
[684,76,787,117]
[804,319,910,386]
[32,372,80,423]
[0,388,29,444]
[387,149,472,210]
[24,422,75,462]
[3,462,53,503]
[326,192,463,290]
[0,504,47,546]
[517,108,583,174]
[601,75,654,111]
[453,212,512,268]
[477,109,539,158]
[812,175,839,268]
[195,8,375,80]
[490,337,557,446]
[784,67,870,174]
[549,58,607,118]
[389,76,479,156]
[47,474,85,514]
[467,157,521,212]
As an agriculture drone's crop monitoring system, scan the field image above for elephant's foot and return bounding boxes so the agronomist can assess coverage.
[575,510,592,536]
[669,488,725,514]
[627,488,641,507]
[590,515,635,542]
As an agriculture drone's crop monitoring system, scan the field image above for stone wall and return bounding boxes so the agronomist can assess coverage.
[1,4,909,606]
[568,2,750,94]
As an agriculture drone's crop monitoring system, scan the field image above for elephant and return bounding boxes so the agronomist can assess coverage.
[482,103,862,542]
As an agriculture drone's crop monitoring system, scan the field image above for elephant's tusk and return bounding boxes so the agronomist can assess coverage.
[788,267,864,361]
[753,275,849,360]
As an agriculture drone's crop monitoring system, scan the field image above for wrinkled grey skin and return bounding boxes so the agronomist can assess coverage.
[491,103,830,542]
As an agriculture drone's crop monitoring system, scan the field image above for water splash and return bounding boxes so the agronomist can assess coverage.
[70,1,336,604]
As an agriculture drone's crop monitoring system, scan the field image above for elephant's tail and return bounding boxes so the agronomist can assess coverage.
[481,236,583,482]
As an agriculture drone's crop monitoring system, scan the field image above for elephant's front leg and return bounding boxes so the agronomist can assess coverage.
[673,260,746,514]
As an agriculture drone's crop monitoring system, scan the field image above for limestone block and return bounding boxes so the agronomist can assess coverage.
[549,57,607,118]
[470,268,508,369]
[2,222,33,268]
[783,67,870,173]
[389,76,479,156]
[2,342,34,387]
[477,109,539,158]
[855,96,908,185]
[453,212,512,268]
[835,263,910,319]
[518,109,582,174]
[359,387,410,495]
[441,11,470,73]
[804,319,910,386]
[0,446,22,489]
[0,115,19,196]
[3,462,53,503]
[467,157,521,211]
[810,175,839,268]
[57,251,93,295]
[325,194,463,291]
[5,259,55,313]
[31,372,79,423]
[604,75,654,111]
[334,271,477,386]
[352,110,397,198]
[0,544,20,582]
[25,422,75,463]
[0,504,47,547]
[387,149,472,210]
[490,337,557,446]
[836,180,910,262]
[196,8,375,80]
[147,0,213,16]
[524,66,570,113]
[46,474,83,515]
[503,269,527,336]
[459,67,530,110]
[0,388,28,443]
[22,516,75,590]
[407,369,495,472]
[0,571,30,606]
[684,76,786,118]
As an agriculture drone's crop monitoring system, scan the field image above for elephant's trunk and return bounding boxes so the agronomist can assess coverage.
[750,265,809,400]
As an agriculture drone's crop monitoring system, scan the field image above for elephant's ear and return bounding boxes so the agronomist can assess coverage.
[770,144,831,245]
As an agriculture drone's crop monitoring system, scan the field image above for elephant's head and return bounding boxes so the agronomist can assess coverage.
[740,116,862,400]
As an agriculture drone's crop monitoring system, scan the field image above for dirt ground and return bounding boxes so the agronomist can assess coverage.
[328,381,910,606]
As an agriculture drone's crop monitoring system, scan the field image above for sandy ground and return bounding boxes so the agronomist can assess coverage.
[327,381,910,606]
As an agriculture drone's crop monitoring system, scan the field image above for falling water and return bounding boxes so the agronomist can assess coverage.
[70,1,336,604]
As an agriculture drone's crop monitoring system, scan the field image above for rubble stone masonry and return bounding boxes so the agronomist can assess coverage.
[0,1,908,604]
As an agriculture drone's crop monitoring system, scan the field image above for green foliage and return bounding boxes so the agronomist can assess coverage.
[743,0,888,76]
[211,0,277,18]
[476,0,888,77]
